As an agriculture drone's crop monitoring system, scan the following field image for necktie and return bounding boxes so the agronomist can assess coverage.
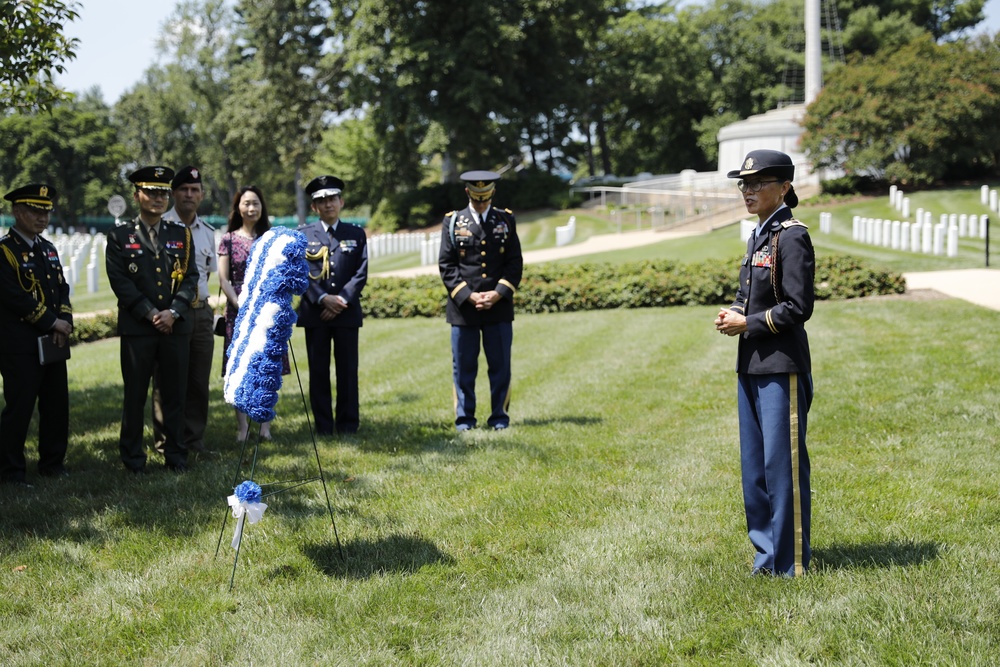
[149,225,158,247]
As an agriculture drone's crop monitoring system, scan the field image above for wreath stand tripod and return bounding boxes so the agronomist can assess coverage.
[215,340,344,590]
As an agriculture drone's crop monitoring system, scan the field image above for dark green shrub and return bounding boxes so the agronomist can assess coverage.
[71,311,117,344]
[361,256,905,319]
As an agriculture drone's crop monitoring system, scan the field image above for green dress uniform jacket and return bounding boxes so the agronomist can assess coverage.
[106,218,198,334]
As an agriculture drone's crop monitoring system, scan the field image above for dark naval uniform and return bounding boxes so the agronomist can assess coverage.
[107,215,198,471]
[0,227,72,482]
[730,204,815,577]
[438,202,523,430]
[297,216,369,435]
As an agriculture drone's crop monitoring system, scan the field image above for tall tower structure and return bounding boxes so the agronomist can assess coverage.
[716,0,834,179]
[805,0,822,105]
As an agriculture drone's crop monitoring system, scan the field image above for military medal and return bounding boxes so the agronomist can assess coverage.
[129,263,138,273]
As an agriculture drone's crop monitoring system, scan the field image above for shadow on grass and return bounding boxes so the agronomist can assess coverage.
[302,532,455,579]
[518,415,602,427]
[813,539,940,571]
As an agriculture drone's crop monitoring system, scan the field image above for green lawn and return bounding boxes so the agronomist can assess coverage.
[2,297,999,665]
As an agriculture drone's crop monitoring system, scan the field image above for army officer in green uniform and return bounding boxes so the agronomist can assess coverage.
[106,166,198,474]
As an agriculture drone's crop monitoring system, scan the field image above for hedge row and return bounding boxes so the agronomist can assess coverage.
[362,256,906,319]
[69,256,904,345]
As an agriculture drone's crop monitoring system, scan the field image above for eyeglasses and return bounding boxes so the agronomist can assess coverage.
[737,179,782,193]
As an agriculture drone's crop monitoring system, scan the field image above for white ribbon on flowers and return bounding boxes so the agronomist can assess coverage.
[227,494,268,550]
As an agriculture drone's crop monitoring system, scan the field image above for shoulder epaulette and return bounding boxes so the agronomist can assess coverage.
[780,219,808,229]
[163,218,184,227]
[115,219,130,227]
[504,208,513,214]
[445,211,455,217]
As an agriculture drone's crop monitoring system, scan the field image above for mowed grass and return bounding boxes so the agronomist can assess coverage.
[2,296,999,665]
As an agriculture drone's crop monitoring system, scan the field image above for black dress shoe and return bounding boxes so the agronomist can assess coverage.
[1,477,33,488]
[39,466,70,478]
[166,463,188,473]
[125,465,148,475]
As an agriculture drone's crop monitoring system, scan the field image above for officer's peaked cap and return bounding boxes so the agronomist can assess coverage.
[305,175,345,199]
[461,170,500,201]
[4,183,56,211]
[129,166,175,190]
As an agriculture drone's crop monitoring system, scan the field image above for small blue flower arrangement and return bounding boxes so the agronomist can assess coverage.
[227,480,269,550]
[234,480,262,504]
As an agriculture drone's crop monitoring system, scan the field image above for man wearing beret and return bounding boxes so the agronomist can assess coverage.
[106,166,199,474]
[0,184,73,486]
[438,170,523,432]
[297,175,369,435]
[152,166,217,458]
[715,149,814,577]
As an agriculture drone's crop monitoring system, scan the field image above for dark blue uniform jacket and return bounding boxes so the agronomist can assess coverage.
[296,220,368,329]
[0,232,73,354]
[730,206,815,375]
[439,205,523,327]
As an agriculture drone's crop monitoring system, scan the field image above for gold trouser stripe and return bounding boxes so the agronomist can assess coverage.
[789,372,804,576]
[503,381,512,412]
[452,382,458,412]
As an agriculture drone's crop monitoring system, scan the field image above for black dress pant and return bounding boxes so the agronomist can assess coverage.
[119,333,190,470]
[304,325,359,434]
[0,353,68,481]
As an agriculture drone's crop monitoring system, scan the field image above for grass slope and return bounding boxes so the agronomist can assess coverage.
[2,297,998,665]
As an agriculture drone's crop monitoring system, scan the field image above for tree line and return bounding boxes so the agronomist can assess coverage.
[1,0,997,229]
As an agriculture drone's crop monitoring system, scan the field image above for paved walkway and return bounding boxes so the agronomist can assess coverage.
[902,268,1000,312]
[373,228,701,278]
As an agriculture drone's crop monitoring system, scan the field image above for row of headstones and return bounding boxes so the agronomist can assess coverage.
[888,184,1000,219]
[420,231,443,266]
[46,230,103,297]
[852,214,988,256]
[370,231,433,260]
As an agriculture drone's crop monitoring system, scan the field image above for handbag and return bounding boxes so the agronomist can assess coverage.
[213,310,226,337]
[214,235,231,337]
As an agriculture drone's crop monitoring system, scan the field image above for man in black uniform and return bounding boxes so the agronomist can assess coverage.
[106,166,198,473]
[0,184,73,486]
[438,171,523,432]
[297,175,369,435]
